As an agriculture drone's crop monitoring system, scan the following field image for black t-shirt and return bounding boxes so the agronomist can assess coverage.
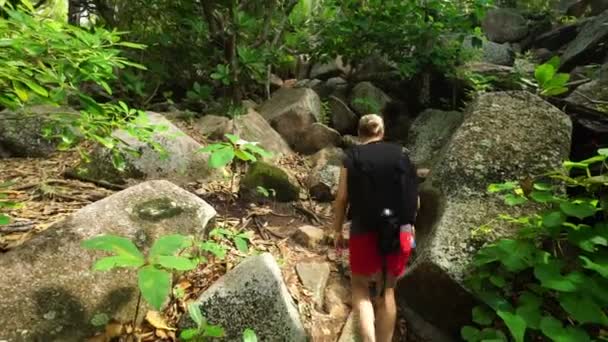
[342,141,418,235]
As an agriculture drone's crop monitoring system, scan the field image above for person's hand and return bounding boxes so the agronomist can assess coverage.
[334,227,344,251]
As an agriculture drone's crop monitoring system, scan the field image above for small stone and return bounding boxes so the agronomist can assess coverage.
[295,262,331,309]
[293,225,325,248]
[43,311,56,320]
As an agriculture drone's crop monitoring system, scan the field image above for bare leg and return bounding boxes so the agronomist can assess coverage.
[375,278,398,342]
[352,274,376,342]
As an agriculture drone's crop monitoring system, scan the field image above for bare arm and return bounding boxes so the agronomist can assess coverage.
[333,167,349,243]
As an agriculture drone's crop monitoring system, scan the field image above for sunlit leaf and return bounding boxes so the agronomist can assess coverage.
[242,328,258,342]
[188,302,205,327]
[82,235,144,260]
[156,255,198,271]
[138,266,171,310]
[93,255,144,271]
[150,234,192,258]
[496,310,526,342]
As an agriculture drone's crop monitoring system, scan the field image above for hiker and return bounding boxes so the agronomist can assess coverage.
[333,114,418,342]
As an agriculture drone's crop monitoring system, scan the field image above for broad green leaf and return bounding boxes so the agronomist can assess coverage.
[489,275,506,288]
[534,260,584,292]
[0,214,10,225]
[599,148,608,156]
[208,146,235,169]
[534,63,555,87]
[569,225,608,252]
[479,328,508,341]
[235,149,256,162]
[179,328,198,340]
[504,194,527,206]
[542,211,565,228]
[199,143,227,153]
[580,254,608,278]
[138,266,171,310]
[533,182,552,191]
[203,324,224,337]
[199,241,227,259]
[472,306,494,326]
[516,292,542,330]
[82,235,144,260]
[23,80,48,97]
[234,236,249,253]
[496,310,526,342]
[243,329,258,342]
[156,255,198,271]
[150,234,192,258]
[540,316,591,342]
[560,201,597,219]
[93,255,145,271]
[187,302,204,327]
[559,292,608,325]
[461,326,481,342]
[529,191,555,203]
[224,133,239,145]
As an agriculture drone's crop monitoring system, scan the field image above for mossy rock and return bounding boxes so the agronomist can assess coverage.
[240,162,300,202]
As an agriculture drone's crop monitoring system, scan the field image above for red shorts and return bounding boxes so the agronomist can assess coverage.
[349,231,413,277]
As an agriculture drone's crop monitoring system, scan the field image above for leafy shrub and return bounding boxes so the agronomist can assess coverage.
[210,227,253,254]
[313,0,493,78]
[0,1,161,168]
[525,57,570,97]
[462,148,608,342]
[199,134,273,169]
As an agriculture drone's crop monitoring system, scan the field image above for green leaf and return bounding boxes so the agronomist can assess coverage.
[540,316,591,342]
[489,275,506,288]
[116,41,147,49]
[199,143,227,153]
[529,191,555,203]
[598,148,608,156]
[560,201,597,219]
[235,149,256,162]
[81,235,144,260]
[497,310,526,342]
[479,328,508,341]
[12,81,28,102]
[187,302,204,327]
[542,211,565,228]
[79,94,104,116]
[199,241,227,259]
[504,194,527,206]
[234,236,249,253]
[516,292,542,330]
[535,63,555,87]
[533,182,553,191]
[93,255,145,271]
[224,133,239,145]
[156,255,198,271]
[138,266,171,310]
[22,80,48,97]
[203,324,224,337]
[563,161,589,170]
[472,306,494,326]
[150,234,192,258]
[534,260,584,292]
[568,224,608,252]
[0,214,10,225]
[461,326,481,342]
[208,146,235,169]
[243,328,258,342]
[580,154,607,165]
[559,292,608,325]
[180,328,199,340]
[580,254,608,278]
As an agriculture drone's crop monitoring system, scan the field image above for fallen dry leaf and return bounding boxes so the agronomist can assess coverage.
[145,311,176,331]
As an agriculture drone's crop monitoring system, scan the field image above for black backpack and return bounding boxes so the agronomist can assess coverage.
[346,142,417,292]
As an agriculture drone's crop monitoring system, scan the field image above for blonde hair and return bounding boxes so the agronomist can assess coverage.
[358,114,384,138]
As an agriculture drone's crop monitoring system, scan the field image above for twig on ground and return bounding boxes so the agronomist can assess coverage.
[63,169,126,191]
[0,220,35,233]
[292,203,321,225]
